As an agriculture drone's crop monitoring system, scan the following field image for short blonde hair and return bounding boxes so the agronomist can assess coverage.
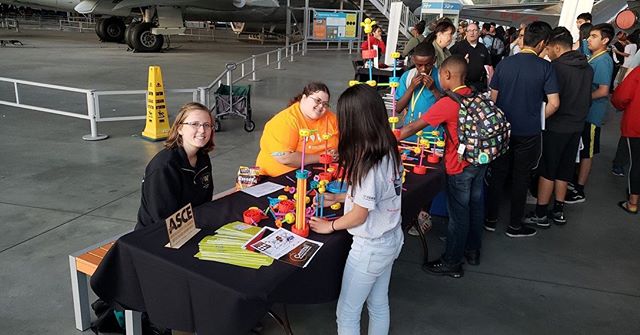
[164,102,215,153]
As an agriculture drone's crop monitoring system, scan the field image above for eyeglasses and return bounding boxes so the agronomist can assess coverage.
[308,96,331,109]
[181,121,213,130]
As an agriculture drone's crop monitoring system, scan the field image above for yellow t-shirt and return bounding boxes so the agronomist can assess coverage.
[256,102,339,177]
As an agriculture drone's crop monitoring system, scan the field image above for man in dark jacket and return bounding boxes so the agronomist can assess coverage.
[450,22,493,92]
[524,27,593,227]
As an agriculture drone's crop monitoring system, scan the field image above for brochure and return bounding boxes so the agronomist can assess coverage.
[247,227,324,268]
[193,222,273,269]
[241,181,284,197]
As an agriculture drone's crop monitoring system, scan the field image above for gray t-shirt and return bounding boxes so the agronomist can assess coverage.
[345,155,403,239]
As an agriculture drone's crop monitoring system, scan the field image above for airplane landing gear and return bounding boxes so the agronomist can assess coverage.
[129,22,164,52]
[95,17,125,43]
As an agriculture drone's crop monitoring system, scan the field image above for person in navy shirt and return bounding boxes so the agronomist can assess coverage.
[485,21,560,238]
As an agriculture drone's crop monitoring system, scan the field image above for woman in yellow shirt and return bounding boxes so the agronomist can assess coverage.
[256,82,339,176]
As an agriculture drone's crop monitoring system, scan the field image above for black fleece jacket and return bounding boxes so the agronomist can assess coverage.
[548,50,594,133]
[136,147,213,230]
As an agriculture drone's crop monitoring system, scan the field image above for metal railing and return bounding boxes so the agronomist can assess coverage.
[0,76,196,141]
[59,17,96,33]
[195,40,306,111]
[0,18,19,31]
[0,40,308,141]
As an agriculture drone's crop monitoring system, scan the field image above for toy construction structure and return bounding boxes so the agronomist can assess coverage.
[399,130,445,174]
[348,17,445,176]
[246,128,341,237]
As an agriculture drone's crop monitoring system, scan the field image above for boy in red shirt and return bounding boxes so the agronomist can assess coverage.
[611,66,640,214]
[399,55,486,278]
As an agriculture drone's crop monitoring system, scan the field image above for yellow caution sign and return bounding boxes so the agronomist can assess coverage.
[141,66,170,141]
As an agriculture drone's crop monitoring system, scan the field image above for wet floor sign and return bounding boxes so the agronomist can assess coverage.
[141,66,170,141]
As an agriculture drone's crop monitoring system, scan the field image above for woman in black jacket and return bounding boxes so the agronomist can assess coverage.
[136,102,215,230]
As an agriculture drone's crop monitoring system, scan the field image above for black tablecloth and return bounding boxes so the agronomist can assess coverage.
[90,163,444,335]
[354,65,406,84]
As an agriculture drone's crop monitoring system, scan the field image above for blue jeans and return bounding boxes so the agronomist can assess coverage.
[443,164,487,265]
[336,227,404,335]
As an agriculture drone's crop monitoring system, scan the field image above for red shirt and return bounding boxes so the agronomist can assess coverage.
[611,67,640,138]
[361,36,386,56]
[421,87,472,175]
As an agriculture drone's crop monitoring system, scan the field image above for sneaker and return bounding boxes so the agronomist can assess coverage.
[523,212,550,228]
[565,189,586,204]
[484,219,497,232]
[612,166,625,177]
[505,225,537,238]
[551,210,567,225]
[567,182,576,191]
[526,191,538,205]
[422,258,463,278]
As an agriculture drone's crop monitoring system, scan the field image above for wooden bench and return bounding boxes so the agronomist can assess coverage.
[69,232,142,335]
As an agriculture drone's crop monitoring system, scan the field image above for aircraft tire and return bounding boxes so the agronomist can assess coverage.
[95,18,107,41]
[99,17,126,43]
[131,22,164,53]
[124,22,139,49]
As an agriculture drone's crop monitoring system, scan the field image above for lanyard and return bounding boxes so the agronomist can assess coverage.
[588,50,607,63]
[409,85,425,121]
[452,85,467,93]
[520,48,538,56]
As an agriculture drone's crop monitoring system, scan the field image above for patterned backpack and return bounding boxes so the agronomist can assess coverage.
[445,90,510,165]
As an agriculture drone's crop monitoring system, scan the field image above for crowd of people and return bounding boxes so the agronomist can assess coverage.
[126,13,640,335]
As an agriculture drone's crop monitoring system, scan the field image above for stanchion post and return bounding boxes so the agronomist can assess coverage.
[249,55,260,82]
[277,48,284,70]
[290,44,294,61]
[83,91,108,141]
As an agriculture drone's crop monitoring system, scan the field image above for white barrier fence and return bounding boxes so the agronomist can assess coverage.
[0,40,309,141]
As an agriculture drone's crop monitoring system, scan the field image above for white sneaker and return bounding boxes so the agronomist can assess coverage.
[526,191,537,205]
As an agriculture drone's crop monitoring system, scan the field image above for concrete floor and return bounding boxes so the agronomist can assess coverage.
[0,29,638,335]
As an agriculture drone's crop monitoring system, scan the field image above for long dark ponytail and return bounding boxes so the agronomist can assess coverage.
[336,85,401,191]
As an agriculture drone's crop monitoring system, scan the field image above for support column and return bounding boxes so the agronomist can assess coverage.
[558,0,594,42]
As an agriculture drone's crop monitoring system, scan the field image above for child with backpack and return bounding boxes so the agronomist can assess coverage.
[309,85,404,334]
[399,55,510,278]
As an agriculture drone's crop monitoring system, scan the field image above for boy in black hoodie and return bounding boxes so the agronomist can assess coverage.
[525,27,594,227]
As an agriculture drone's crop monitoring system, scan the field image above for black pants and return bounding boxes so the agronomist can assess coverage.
[486,135,542,228]
[613,135,629,168]
[628,137,640,195]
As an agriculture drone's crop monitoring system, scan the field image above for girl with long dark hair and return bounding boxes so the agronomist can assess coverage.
[309,85,403,335]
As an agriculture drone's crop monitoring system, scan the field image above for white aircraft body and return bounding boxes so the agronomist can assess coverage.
[5,0,344,52]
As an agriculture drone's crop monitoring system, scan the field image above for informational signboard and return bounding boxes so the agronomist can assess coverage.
[165,203,200,249]
[421,0,463,15]
[421,0,463,39]
[311,10,358,40]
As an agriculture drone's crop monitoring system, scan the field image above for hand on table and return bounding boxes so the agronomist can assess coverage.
[309,216,334,234]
